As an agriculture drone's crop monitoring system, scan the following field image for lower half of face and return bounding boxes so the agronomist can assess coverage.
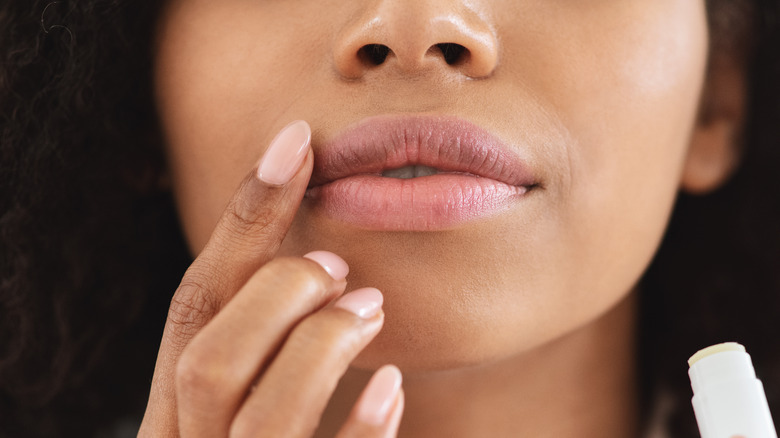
[155,0,708,370]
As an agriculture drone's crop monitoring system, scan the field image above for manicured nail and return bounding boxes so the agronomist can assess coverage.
[303,251,349,281]
[333,287,383,319]
[356,365,402,426]
[257,120,311,185]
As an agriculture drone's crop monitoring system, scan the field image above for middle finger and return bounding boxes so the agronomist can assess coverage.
[231,287,385,438]
[175,254,348,437]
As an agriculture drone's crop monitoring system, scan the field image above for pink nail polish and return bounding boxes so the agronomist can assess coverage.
[303,251,349,281]
[257,120,311,185]
[333,287,383,319]
[356,365,402,426]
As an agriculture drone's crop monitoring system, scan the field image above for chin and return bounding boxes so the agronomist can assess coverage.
[345,297,538,373]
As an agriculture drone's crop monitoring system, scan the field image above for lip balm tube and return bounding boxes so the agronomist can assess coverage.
[688,342,777,438]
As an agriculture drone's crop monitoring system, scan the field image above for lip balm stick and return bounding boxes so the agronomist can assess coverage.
[688,342,777,438]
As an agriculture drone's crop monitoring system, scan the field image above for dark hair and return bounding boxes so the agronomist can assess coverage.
[0,1,187,436]
[642,0,780,435]
[1,1,778,436]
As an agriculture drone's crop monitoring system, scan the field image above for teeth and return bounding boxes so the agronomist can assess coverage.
[381,165,439,179]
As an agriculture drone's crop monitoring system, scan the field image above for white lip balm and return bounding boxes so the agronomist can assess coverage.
[688,342,777,438]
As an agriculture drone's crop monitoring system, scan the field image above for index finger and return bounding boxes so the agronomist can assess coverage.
[139,120,313,435]
[193,119,314,302]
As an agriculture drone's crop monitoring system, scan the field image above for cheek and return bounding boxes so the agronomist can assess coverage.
[154,1,331,252]
[567,2,707,303]
[497,0,708,312]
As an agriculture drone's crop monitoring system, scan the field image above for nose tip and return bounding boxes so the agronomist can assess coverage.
[333,2,499,79]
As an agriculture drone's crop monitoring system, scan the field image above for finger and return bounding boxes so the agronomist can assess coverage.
[385,389,405,438]
[230,288,386,438]
[336,366,405,438]
[139,120,312,437]
[175,255,348,437]
[180,119,314,329]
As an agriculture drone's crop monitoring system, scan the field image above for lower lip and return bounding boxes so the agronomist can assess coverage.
[306,175,528,231]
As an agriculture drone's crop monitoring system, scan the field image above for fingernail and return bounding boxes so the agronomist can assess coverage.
[334,287,383,319]
[257,120,311,185]
[303,251,349,281]
[356,365,402,426]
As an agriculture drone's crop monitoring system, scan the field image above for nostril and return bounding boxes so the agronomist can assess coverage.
[355,42,469,70]
[359,44,391,66]
[436,43,466,65]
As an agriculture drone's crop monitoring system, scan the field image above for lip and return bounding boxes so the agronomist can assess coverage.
[306,115,537,231]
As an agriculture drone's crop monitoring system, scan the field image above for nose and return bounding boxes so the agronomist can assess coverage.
[333,0,499,79]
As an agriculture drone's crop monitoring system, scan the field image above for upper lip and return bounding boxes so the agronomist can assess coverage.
[309,115,536,188]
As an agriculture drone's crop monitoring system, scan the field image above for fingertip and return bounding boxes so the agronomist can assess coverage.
[386,387,405,438]
[333,287,383,319]
[355,365,403,426]
[257,120,312,186]
[304,250,349,281]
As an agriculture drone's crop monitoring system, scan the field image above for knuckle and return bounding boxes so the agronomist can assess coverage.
[175,346,230,404]
[166,278,220,346]
[220,181,279,239]
[291,311,366,363]
[223,199,268,237]
[259,257,332,301]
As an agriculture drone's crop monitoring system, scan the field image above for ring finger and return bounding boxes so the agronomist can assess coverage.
[230,287,385,438]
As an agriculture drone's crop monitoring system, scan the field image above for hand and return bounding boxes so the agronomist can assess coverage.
[138,121,404,438]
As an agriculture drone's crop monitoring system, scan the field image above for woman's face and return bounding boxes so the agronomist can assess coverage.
[155,0,709,369]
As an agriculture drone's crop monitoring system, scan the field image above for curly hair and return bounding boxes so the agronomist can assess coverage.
[0,1,187,436]
[0,0,778,437]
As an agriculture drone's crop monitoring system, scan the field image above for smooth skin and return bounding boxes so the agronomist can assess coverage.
[145,0,747,436]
